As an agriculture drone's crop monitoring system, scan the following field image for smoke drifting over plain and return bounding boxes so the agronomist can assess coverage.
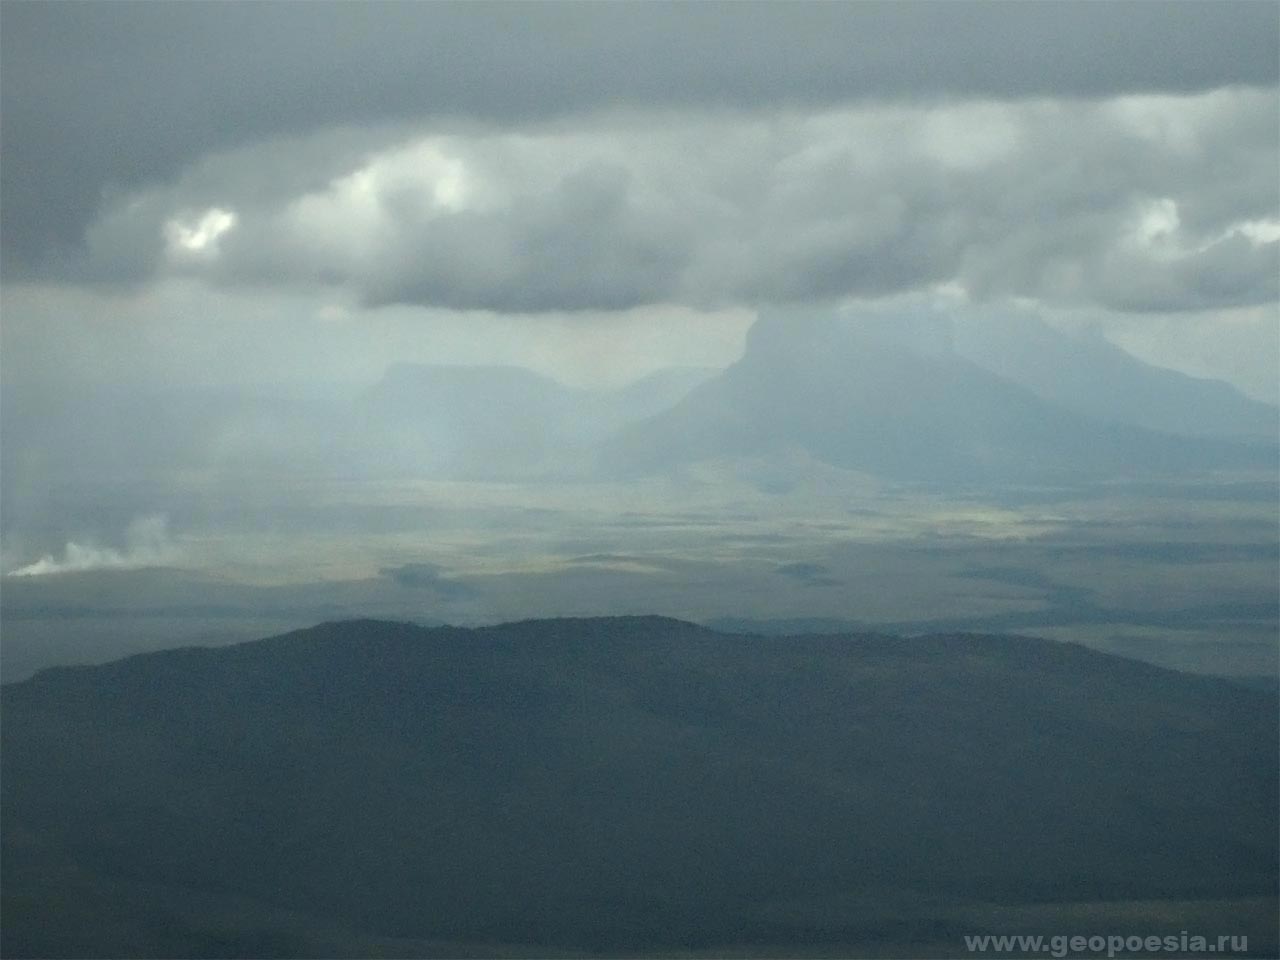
[7,515,177,578]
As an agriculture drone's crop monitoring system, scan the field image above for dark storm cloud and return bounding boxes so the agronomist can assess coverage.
[70,91,1279,314]
[3,1,1276,271]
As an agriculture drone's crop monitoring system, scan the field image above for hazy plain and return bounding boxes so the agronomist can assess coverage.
[5,462,1274,682]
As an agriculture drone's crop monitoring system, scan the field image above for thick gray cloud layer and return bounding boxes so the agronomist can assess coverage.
[65,91,1280,313]
[3,1,1277,270]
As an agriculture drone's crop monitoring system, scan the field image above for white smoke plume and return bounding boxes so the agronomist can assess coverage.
[7,515,178,577]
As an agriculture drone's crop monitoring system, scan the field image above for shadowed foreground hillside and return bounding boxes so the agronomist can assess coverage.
[3,617,1277,958]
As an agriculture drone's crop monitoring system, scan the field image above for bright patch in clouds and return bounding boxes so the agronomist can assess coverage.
[164,207,237,260]
[1235,218,1280,246]
[281,140,481,274]
[1130,198,1181,248]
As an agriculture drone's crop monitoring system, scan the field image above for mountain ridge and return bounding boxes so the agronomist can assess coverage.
[951,312,1278,438]
[603,312,1277,483]
[10,613,1261,688]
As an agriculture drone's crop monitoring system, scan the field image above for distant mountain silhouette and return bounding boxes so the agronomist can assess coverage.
[604,312,1276,483]
[4,616,1276,957]
[952,311,1278,439]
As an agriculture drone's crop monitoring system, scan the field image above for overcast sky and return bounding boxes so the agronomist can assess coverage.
[2,1,1277,394]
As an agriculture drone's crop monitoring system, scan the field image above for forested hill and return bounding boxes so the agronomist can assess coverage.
[4,616,1277,958]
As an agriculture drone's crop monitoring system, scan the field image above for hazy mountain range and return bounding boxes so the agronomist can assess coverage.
[605,311,1277,483]
[3,616,1276,958]
[4,313,1273,516]
[951,311,1277,439]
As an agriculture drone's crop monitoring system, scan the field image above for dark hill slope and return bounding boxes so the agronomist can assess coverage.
[3,617,1276,957]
